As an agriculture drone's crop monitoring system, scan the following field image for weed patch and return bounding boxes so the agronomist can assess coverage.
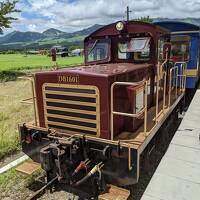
[0,80,33,159]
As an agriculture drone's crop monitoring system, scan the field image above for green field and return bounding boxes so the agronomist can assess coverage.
[0,54,83,71]
[0,54,84,81]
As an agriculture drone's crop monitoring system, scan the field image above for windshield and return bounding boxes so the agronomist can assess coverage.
[86,39,110,62]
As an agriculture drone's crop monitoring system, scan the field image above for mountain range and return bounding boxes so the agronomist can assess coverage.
[0,24,103,50]
[1,18,200,50]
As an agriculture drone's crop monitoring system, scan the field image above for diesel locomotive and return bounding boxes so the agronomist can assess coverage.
[19,21,188,197]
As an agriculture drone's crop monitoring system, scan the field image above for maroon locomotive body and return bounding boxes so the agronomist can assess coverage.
[19,21,186,197]
[35,63,151,139]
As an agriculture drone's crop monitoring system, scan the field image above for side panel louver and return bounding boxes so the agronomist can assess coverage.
[43,83,100,136]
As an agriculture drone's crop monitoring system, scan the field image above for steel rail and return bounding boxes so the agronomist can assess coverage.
[26,176,58,200]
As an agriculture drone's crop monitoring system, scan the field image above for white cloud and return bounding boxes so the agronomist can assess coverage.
[2,0,200,34]
[27,0,57,10]
[28,24,37,31]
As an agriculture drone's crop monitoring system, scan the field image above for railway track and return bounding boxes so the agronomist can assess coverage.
[27,176,58,200]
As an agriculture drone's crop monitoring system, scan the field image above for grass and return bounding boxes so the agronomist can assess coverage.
[0,54,83,71]
[0,80,34,159]
[0,168,25,192]
[0,166,45,199]
[0,54,84,81]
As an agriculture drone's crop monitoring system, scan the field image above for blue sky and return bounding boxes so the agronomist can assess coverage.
[2,0,200,35]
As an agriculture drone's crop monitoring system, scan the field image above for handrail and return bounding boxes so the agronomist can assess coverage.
[110,80,148,140]
[163,72,167,111]
[155,75,159,122]
[168,66,178,107]
[175,62,187,93]
[155,59,168,122]
[168,62,187,107]
[112,108,145,118]
[18,76,38,126]
[155,61,187,122]
[144,81,148,134]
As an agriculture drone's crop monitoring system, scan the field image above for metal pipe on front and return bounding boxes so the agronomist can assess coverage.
[31,78,38,126]
[18,76,38,126]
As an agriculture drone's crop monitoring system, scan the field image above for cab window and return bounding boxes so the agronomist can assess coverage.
[118,43,131,59]
[86,39,110,63]
[118,37,151,62]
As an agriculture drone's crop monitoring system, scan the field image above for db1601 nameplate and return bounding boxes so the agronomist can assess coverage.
[58,75,79,84]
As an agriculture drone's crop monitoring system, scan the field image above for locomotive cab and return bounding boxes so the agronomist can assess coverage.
[19,21,187,196]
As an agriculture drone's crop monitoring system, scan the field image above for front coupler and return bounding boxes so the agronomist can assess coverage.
[19,124,139,192]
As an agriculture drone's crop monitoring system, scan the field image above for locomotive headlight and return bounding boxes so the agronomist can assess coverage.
[116,21,124,31]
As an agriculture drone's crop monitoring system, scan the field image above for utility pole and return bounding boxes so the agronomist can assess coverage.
[126,6,132,21]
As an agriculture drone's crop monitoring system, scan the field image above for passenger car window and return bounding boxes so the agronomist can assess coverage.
[171,35,190,62]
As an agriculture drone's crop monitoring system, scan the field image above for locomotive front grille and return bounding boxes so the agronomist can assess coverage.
[43,83,100,136]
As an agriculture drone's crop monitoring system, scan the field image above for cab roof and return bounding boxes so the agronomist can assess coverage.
[85,21,169,41]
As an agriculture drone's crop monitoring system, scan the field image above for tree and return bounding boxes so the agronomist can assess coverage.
[0,0,19,34]
[136,16,153,23]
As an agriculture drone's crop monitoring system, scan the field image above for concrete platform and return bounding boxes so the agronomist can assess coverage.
[141,90,200,200]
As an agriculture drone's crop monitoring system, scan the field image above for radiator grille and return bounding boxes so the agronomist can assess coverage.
[43,83,100,136]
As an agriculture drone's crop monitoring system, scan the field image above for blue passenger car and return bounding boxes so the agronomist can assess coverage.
[154,21,200,89]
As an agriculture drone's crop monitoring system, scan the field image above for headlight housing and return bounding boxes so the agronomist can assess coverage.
[116,21,125,31]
